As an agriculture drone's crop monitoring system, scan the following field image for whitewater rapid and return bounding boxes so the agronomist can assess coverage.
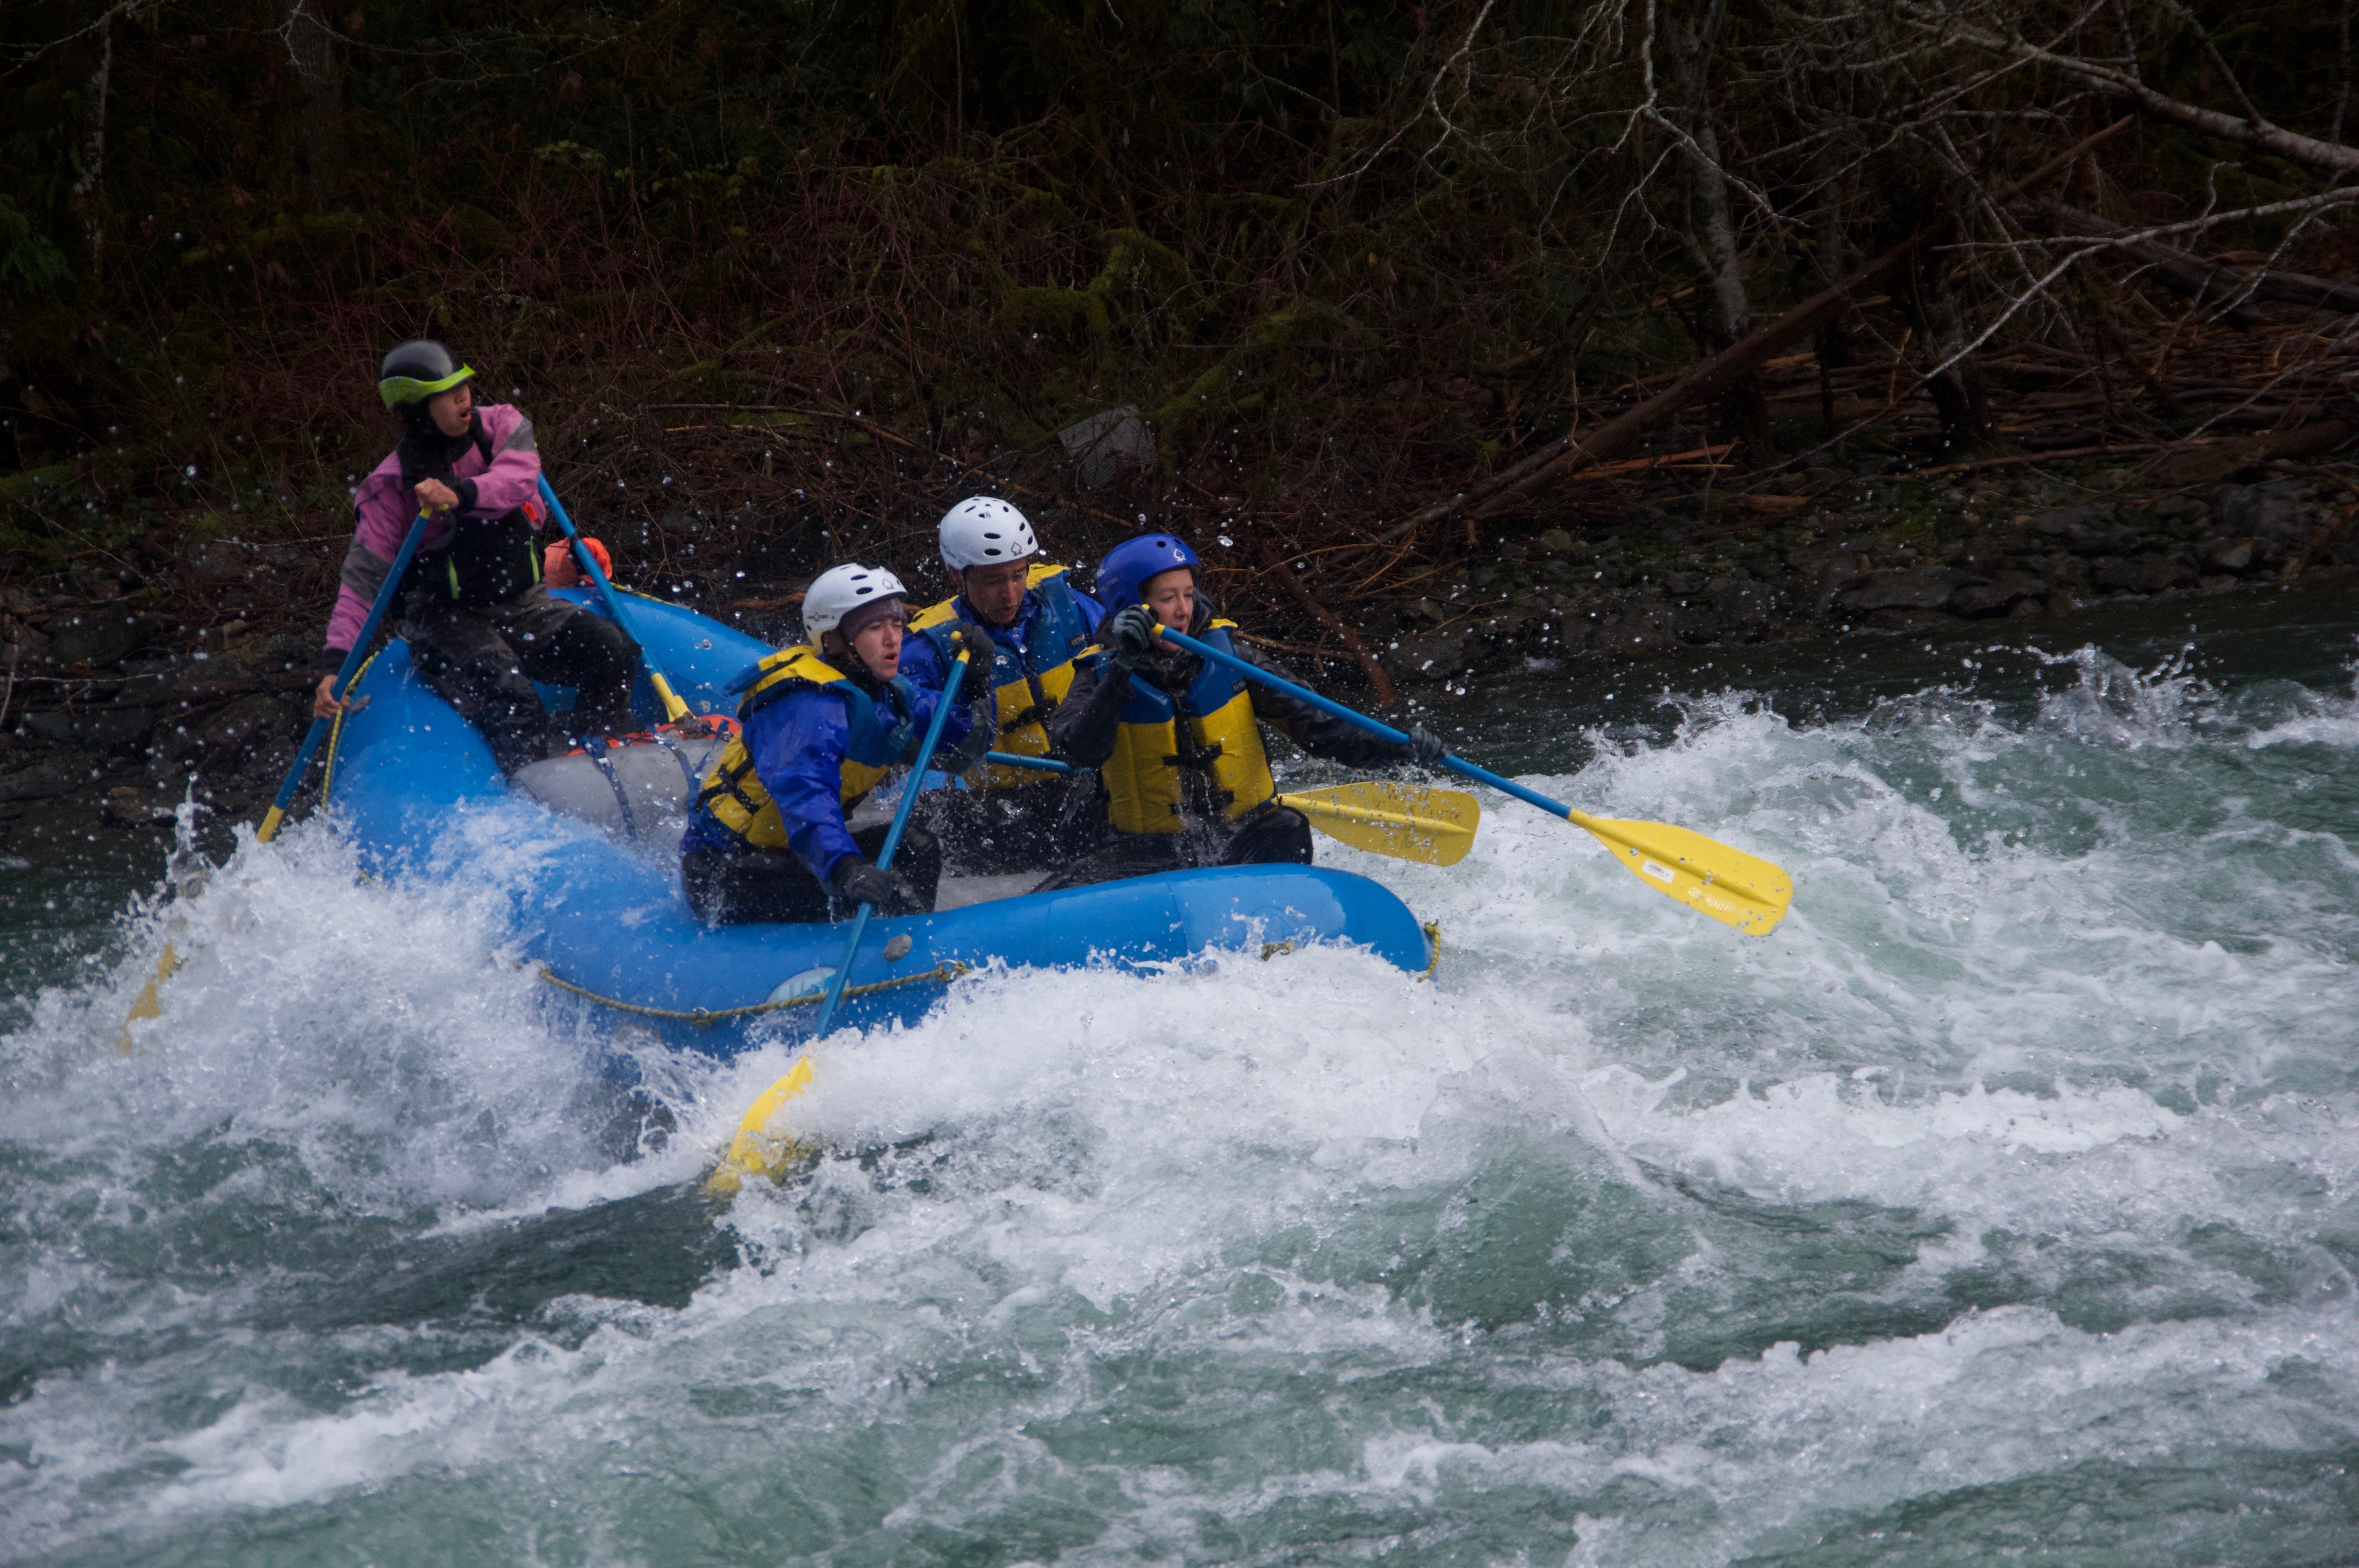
[5,619,2357,1565]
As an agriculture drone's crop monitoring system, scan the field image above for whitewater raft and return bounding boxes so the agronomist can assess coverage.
[319,588,1434,1061]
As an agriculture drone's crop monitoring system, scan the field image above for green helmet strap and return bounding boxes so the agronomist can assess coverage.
[378,364,476,410]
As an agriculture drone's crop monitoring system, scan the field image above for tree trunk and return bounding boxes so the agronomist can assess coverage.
[1666,0,1770,457]
[67,16,111,283]
[282,0,347,204]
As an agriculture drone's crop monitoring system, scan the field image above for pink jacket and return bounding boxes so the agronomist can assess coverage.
[325,403,543,655]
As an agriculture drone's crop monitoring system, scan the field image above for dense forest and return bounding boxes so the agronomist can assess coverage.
[5,0,2359,720]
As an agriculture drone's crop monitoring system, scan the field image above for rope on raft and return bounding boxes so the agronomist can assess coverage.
[533,961,973,1024]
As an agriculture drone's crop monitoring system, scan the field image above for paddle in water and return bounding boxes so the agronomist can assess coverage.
[119,511,437,1054]
[1153,624,1792,935]
[709,646,974,1194]
[982,750,1479,866]
[260,511,434,844]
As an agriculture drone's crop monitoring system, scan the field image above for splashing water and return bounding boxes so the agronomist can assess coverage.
[5,603,2359,1566]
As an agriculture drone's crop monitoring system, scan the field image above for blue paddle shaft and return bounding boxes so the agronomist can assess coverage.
[983,750,1078,775]
[265,511,431,829]
[1151,626,1577,823]
[809,650,971,1037]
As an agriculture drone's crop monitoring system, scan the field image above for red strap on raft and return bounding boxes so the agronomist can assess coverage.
[562,714,738,757]
[543,536,612,588]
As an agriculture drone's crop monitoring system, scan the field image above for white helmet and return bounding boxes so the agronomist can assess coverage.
[802,563,908,642]
[939,496,1039,573]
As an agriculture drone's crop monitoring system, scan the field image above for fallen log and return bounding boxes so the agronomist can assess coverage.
[2030,199,2359,323]
[2026,200,2269,329]
[1380,118,2134,542]
[2156,419,2354,485]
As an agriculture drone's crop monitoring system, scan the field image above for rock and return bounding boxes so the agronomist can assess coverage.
[1950,571,2047,617]
[2198,574,2239,592]
[0,751,102,802]
[2039,553,2093,590]
[41,613,148,668]
[2152,494,2209,523]
[2206,537,2259,572]
[21,707,158,753]
[2030,505,2102,537]
[2212,485,2310,545]
[1713,579,1779,625]
[1386,632,1470,678]
[2094,555,2195,594]
[199,693,292,756]
[1866,608,1955,631]
[184,538,261,581]
[102,786,177,827]
[1844,568,1968,612]
[1056,406,1156,490]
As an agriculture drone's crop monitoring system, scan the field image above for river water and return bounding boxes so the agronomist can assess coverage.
[5,586,2358,1565]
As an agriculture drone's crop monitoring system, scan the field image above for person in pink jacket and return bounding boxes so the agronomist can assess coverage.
[314,340,640,772]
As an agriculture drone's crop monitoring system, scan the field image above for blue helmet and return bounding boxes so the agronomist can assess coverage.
[1094,533,1199,615]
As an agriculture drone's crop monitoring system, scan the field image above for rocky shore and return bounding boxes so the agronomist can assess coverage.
[1369,461,2356,686]
[3,457,2350,851]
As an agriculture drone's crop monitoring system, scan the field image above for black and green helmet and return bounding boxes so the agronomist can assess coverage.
[377,339,476,410]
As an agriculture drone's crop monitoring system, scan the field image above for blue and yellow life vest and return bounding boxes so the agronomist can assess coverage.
[911,564,1090,789]
[691,645,919,852]
[1101,621,1275,835]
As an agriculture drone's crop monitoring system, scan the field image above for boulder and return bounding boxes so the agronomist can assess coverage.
[2212,485,2311,545]
[1385,632,1470,679]
[184,538,260,581]
[199,693,293,756]
[0,751,102,802]
[1950,571,2047,617]
[1713,579,1780,625]
[1844,568,1968,613]
[21,707,158,753]
[2206,537,2259,572]
[41,613,148,668]
[2094,555,2196,594]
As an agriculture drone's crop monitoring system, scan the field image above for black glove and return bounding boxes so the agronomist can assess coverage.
[831,855,914,913]
[1403,722,1447,766]
[941,690,998,775]
[949,620,998,671]
[1106,604,1158,671]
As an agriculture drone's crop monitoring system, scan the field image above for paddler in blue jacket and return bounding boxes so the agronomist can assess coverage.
[681,563,998,924]
[1044,534,1445,886]
[898,498,1107,875]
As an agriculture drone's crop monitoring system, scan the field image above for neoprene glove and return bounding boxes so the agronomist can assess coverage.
[1106,604,1158,670]
[1405,722,1448,766]
[831,855,911,913]
[941,689,998,775]
[950,620,999,671]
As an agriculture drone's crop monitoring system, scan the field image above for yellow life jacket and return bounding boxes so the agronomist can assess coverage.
[1101,621,1275,835]
[910,563,1091,789]
[690,645,918,852]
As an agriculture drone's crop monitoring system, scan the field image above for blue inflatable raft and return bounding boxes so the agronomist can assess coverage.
[320,588,1434,1062]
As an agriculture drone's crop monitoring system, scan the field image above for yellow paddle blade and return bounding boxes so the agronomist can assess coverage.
[1565,809,1792,936]
[705,1055,818,1196]
[113,942,182,1055]
[1274,782,1481,866]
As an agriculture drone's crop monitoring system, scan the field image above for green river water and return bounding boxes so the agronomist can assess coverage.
[4,583,2358,1565]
